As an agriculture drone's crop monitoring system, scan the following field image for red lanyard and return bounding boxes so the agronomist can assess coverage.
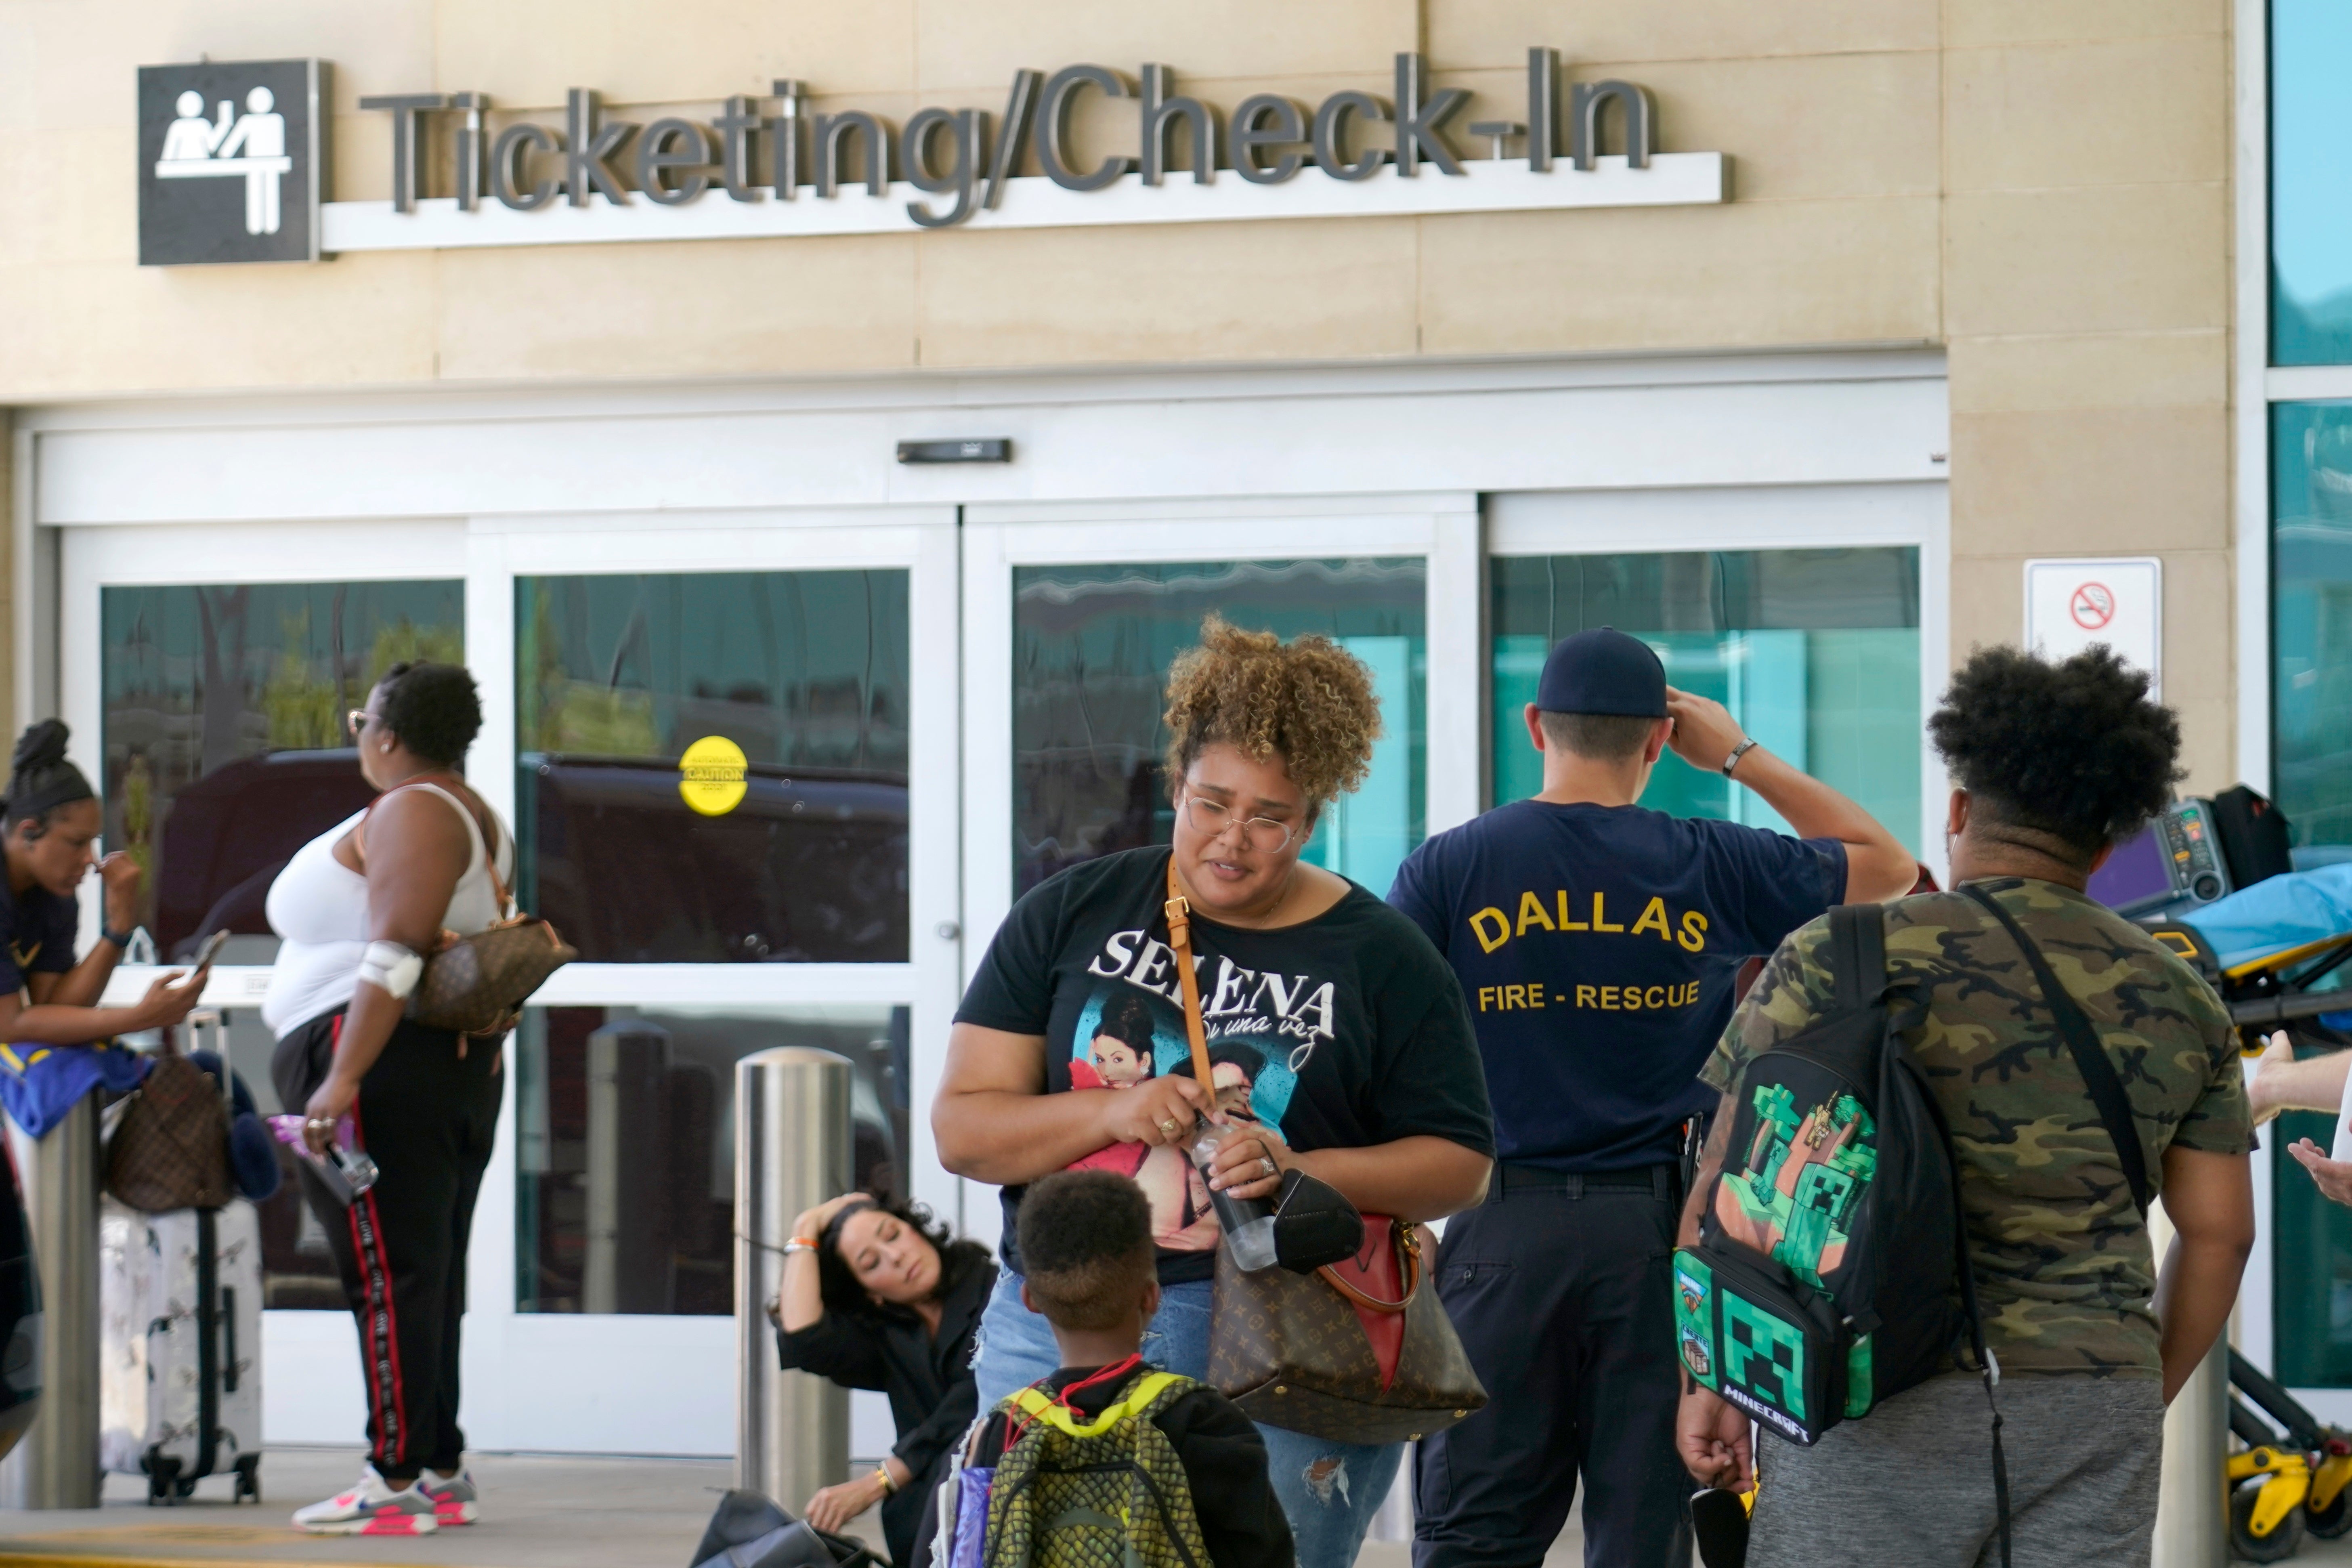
[1003,1353,1146,1456]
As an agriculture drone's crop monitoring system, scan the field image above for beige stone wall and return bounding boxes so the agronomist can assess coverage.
[0,0,1946,392]
[1940,0,2235,788]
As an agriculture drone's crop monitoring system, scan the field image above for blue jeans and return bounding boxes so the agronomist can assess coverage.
[974,1268,1403,1568]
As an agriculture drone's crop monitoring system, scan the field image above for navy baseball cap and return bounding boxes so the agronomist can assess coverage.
[1537,628,1668,717]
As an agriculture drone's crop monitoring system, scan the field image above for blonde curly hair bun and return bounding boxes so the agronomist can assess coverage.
[1162,615,1383,809]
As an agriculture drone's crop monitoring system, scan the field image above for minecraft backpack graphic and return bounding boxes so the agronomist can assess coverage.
[1675,904,1999,1446]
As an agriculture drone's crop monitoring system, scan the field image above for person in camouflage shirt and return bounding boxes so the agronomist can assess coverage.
[1676,645,2256,1568]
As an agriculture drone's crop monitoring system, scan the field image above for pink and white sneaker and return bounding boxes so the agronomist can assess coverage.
[418,1467,480,1525]
[290,1464,441,1535]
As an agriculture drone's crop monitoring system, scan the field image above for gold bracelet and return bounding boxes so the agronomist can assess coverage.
[874,1465,898,1496]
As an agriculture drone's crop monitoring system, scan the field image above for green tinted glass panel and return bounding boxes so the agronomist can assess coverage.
[1012,559,1426,898]
[2272,1108,2352,1385]
[2271,404,2352,1385]
[515,571,909,962]
[514,1004,907,1315]
[2274,403,2352,848]
[1490,550,1921,854]
[2272,0,2352,364]
[100,580,463,960]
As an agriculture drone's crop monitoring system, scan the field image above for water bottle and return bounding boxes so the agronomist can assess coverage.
[1190,1122,1280,1272]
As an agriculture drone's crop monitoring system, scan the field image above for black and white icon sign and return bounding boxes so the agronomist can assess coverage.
[138,60,328,266]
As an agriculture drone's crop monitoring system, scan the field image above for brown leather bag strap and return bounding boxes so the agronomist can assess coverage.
[1163,859,1217,1092]
[1317,1224,1423,1314]
[361,775,514,915]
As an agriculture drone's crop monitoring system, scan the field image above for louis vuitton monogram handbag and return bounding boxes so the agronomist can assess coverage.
[1161,864,1487,1444]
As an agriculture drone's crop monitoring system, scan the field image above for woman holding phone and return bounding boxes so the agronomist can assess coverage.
[264,663,513,1539]
[0,719,203,1046]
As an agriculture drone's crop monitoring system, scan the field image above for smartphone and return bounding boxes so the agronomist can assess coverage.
[174,930,229,982]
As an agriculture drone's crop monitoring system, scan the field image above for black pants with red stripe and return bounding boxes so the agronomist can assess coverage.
[275,1008,501,1480]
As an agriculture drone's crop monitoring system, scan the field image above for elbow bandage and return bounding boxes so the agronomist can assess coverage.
[359,940,424,999]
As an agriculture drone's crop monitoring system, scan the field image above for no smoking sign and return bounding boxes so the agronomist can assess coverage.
[2025,558,2160,696]
[2069,582,2115,631]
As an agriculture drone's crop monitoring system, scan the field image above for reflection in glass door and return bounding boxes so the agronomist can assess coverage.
[1490,548,1923,854]
[510,566,918,1319]
[1013,559,1427,898]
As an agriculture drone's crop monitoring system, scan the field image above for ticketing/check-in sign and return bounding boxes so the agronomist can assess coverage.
[2024,557,2162,697]
[137,60,327,265]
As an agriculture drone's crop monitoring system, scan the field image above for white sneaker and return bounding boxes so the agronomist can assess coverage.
[290,1464,441,1536]
[418,1466,480,1526]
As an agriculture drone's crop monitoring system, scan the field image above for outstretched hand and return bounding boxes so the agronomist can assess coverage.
[2291,1138,2352,1208]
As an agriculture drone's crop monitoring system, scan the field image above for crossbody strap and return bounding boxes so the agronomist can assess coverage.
[1826,902,1887,1016]
[1961,884,2153,1215]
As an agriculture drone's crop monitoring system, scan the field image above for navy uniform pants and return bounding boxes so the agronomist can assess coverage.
[1413,1164,1694,1568]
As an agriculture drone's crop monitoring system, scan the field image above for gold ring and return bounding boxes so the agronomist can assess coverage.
[1158,1118,1182,1138]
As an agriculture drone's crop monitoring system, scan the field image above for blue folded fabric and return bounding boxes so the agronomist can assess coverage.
[2184,863,2352,971]
[0,1042,150,1139]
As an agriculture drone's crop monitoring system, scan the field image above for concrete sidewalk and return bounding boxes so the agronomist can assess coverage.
[0,1449,843,1568]
[0,1451,1513,1568]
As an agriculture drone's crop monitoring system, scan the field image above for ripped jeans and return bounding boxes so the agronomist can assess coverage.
[974,1269,1403,1568]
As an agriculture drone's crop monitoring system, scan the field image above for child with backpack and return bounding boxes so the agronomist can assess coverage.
[936,1170,1292,1568]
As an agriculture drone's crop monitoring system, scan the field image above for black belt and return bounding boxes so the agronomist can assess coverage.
[1489,1161,1674,1202]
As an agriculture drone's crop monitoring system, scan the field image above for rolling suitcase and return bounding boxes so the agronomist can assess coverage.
[99,1011,263,1505]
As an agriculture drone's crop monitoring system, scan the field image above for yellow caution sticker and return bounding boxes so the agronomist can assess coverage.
[679,735,749,817]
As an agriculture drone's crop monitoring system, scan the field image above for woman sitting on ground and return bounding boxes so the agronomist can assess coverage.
[773,1191,996,1566]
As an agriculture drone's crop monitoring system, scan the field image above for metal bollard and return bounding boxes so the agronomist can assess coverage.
[735,1047,853,1508]
[0,1096,101,1509]
[2150,1335,2228,1567]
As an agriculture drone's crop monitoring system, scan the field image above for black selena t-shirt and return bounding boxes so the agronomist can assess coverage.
[955,847,1495,1284]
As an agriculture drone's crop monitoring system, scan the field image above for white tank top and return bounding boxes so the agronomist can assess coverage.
[261,781,516,1039]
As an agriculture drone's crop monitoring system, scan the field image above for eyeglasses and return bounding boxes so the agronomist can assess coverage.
[346,709,370,739]
[1179,793,1301,852]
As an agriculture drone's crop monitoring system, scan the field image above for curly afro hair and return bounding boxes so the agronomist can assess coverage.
[1928,644,2181,862]
[375,661,483,768]
[1162,615,1383,810]
[1016,1171,1155,1331]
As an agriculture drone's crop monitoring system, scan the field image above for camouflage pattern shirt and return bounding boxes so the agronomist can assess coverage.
[1701,876,2252,1378]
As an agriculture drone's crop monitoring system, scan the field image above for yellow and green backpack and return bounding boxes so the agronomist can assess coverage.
[978,1371,1210,1568]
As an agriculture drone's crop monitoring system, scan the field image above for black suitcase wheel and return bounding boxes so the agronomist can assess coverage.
[234,1453,261,1505]
[145,1454,183,1507]
[2232,1481,2308,1563]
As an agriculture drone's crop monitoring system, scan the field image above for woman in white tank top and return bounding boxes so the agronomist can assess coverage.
[263,662,510,1536]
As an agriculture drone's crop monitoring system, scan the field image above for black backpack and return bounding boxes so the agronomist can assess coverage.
[1673,903,1984,1449]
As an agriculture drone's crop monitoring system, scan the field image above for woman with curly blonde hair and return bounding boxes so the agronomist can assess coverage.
[938,616,1495,1568]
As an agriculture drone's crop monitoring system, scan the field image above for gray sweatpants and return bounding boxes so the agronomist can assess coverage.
[1747,1373,2165,1568]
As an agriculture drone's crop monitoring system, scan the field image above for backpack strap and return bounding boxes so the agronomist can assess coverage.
[1826,902,1888,1016]
[1960,884,2153,1216]
[1005,1371,1191,1439]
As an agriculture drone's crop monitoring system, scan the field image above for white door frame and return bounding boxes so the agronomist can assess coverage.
[60,506,961,1456]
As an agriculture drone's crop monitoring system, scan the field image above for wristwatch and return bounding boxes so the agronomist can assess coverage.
[1721,739,1759,777]
[100,924,135,949]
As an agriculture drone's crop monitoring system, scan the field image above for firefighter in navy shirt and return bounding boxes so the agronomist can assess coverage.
[1389,628,1916,1568]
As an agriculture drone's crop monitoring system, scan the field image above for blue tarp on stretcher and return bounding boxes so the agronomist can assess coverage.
[2189,863,2352,972]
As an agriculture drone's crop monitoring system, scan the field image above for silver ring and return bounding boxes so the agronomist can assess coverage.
[1259,1157,1277,1178]
[306,1117,334,1129]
